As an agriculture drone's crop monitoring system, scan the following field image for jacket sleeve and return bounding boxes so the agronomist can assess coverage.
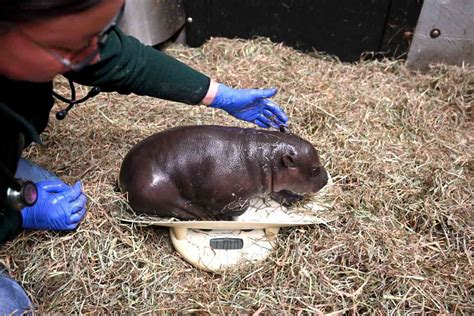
[66,28,211,105]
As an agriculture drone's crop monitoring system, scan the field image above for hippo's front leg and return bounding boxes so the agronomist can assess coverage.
[270,190,305,207]
[168,197,216,220]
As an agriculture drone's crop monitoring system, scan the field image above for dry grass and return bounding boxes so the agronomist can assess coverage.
[0,37,472,314]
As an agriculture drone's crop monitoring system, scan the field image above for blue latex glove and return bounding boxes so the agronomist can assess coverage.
[21,180,87,231]
[210,84,289,128]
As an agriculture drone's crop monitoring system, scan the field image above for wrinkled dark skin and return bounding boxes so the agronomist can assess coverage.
[119,125,328,220]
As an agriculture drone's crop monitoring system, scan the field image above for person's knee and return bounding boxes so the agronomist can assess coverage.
[0,270,33,315]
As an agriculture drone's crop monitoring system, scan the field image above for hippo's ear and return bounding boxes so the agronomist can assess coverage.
[282,153,296,168]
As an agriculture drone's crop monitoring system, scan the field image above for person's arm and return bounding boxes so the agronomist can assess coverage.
[66,28,210,105]
[67,28,288,128]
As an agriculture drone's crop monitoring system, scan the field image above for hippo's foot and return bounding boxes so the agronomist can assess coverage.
[215,201,250,221]
[217,210,246,221]
[271,190,305,207]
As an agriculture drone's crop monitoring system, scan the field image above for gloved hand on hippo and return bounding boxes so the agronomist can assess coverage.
[208,82,288,129]
[119,125,328,221]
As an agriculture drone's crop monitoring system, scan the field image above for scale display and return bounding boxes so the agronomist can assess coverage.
[210,238,244,250]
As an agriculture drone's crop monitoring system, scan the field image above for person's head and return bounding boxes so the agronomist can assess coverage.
[0,0,124,82]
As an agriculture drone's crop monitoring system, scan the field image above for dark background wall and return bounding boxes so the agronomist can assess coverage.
[183,0,423,62]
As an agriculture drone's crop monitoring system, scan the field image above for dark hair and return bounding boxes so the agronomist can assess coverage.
[0,0,102,30]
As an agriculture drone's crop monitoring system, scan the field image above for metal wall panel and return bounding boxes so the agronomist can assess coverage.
[119,0,186,46]
[407,0,474,70]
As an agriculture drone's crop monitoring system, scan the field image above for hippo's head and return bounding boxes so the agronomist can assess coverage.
[272,136,328,194]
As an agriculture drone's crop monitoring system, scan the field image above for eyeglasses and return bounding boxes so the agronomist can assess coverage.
[17,4,125,72]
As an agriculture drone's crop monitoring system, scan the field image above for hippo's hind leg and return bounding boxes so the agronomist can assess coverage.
[130,180,212,220]
[168,197,214,220]
[271,190,305,207]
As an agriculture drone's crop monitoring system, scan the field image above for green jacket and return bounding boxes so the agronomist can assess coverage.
[0,28,210,244]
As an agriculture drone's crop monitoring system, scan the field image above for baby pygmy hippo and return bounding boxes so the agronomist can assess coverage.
[119,125,328,220]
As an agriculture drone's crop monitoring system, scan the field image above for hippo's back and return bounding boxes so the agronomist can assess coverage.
[119,125,256,195]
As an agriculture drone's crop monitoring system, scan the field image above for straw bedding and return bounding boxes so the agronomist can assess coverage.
[1,37,472,313]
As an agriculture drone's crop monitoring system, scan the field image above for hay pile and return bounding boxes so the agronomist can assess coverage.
[1,37,472,313]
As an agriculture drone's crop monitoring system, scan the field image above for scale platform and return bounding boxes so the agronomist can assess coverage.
[118,175,335,272]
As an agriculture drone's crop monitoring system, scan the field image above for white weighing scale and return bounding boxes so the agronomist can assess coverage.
[119,175,335,272]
